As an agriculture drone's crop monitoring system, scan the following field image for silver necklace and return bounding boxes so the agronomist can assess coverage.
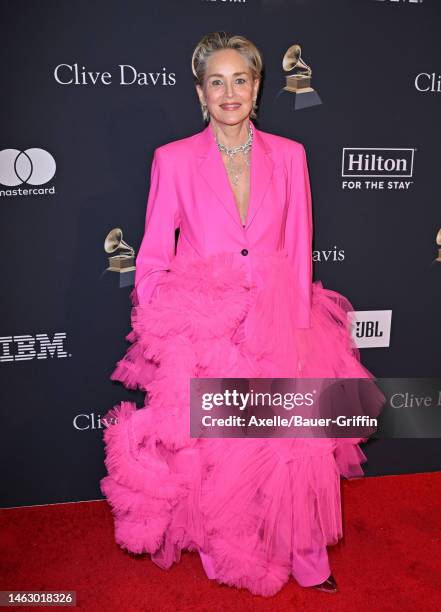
[216,123,253,186]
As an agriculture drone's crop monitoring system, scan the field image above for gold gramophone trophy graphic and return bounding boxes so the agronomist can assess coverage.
[275,43,322,110]
[104,227,136,287]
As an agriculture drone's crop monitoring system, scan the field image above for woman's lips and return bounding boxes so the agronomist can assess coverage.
[220,103,241,110]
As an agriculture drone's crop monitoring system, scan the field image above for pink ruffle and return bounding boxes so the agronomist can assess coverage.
[101,250,380,596]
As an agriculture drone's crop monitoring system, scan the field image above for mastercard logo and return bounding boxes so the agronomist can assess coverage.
[0,148,56,186]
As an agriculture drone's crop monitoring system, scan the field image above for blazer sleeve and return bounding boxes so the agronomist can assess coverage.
[284,142,313,329]
[134,146,181,305]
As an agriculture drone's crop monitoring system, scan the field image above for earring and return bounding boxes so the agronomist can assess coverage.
[201,102,209,122]
[251,98,258,119]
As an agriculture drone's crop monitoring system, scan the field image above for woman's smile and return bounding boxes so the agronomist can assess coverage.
[220,103,242,110]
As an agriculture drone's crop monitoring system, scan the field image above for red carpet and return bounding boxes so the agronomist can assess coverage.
[1,472,441,611]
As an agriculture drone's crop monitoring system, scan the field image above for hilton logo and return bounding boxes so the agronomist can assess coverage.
[0,333,69,362]
[348,310,392,349]
[341,148,415,191]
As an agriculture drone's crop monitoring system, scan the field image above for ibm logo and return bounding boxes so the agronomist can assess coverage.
[0,333,69,362]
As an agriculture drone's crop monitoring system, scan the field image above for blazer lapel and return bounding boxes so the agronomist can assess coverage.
[196,119,274,229]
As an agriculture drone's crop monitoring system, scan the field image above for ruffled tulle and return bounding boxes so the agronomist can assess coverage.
[101,250,380,596]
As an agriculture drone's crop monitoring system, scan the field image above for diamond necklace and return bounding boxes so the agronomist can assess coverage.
[215,123,253,186]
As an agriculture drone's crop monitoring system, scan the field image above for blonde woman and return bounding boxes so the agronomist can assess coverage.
[101,31,377,597]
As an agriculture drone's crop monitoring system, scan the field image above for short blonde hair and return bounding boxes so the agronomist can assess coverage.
[191,31,263,122]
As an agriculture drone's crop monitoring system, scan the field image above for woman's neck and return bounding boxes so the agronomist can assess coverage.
[209,119,251,148]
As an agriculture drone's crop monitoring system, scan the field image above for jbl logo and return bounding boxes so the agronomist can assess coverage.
[348,310,392,348]
[355,321,383,338]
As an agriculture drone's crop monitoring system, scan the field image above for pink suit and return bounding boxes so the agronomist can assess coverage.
[135,119,312,328]
[101,119,380,597]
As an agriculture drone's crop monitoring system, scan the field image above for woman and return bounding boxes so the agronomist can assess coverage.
[101,32,379,597]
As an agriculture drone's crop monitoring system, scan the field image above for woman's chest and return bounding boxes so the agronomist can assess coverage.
[226,164,251,226]
[178,157,288,211]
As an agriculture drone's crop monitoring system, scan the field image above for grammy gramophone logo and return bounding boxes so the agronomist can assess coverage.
[281,43,321,109]
[104,227,136,273]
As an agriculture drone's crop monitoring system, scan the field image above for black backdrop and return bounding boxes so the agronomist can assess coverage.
[1,0,440,508]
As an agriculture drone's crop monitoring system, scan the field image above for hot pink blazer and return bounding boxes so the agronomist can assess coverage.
[135,118,313,328]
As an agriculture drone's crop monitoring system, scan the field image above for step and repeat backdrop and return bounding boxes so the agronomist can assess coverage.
[1,0,440,508]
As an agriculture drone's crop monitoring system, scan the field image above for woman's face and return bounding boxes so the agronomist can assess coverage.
[196,48,259,126]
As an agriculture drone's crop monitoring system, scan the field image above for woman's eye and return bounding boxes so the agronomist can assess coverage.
[210,78,247,87]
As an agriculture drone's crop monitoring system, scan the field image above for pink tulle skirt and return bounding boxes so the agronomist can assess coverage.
[101,250,378,596]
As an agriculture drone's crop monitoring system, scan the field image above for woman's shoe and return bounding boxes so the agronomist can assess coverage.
[311,574,338,593]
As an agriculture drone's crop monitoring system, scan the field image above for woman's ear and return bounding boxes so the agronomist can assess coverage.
[195,83,205,106]
[253,77,260,100]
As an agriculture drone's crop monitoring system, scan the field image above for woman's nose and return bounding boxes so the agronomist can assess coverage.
[225,82,234,97]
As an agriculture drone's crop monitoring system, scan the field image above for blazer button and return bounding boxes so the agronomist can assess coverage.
[241,248,248,256]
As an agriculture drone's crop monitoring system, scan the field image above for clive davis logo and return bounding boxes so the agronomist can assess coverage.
[0,148,56,197]
[0,333,70,362]
[348,310,392,349]
[341,148,415,191]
